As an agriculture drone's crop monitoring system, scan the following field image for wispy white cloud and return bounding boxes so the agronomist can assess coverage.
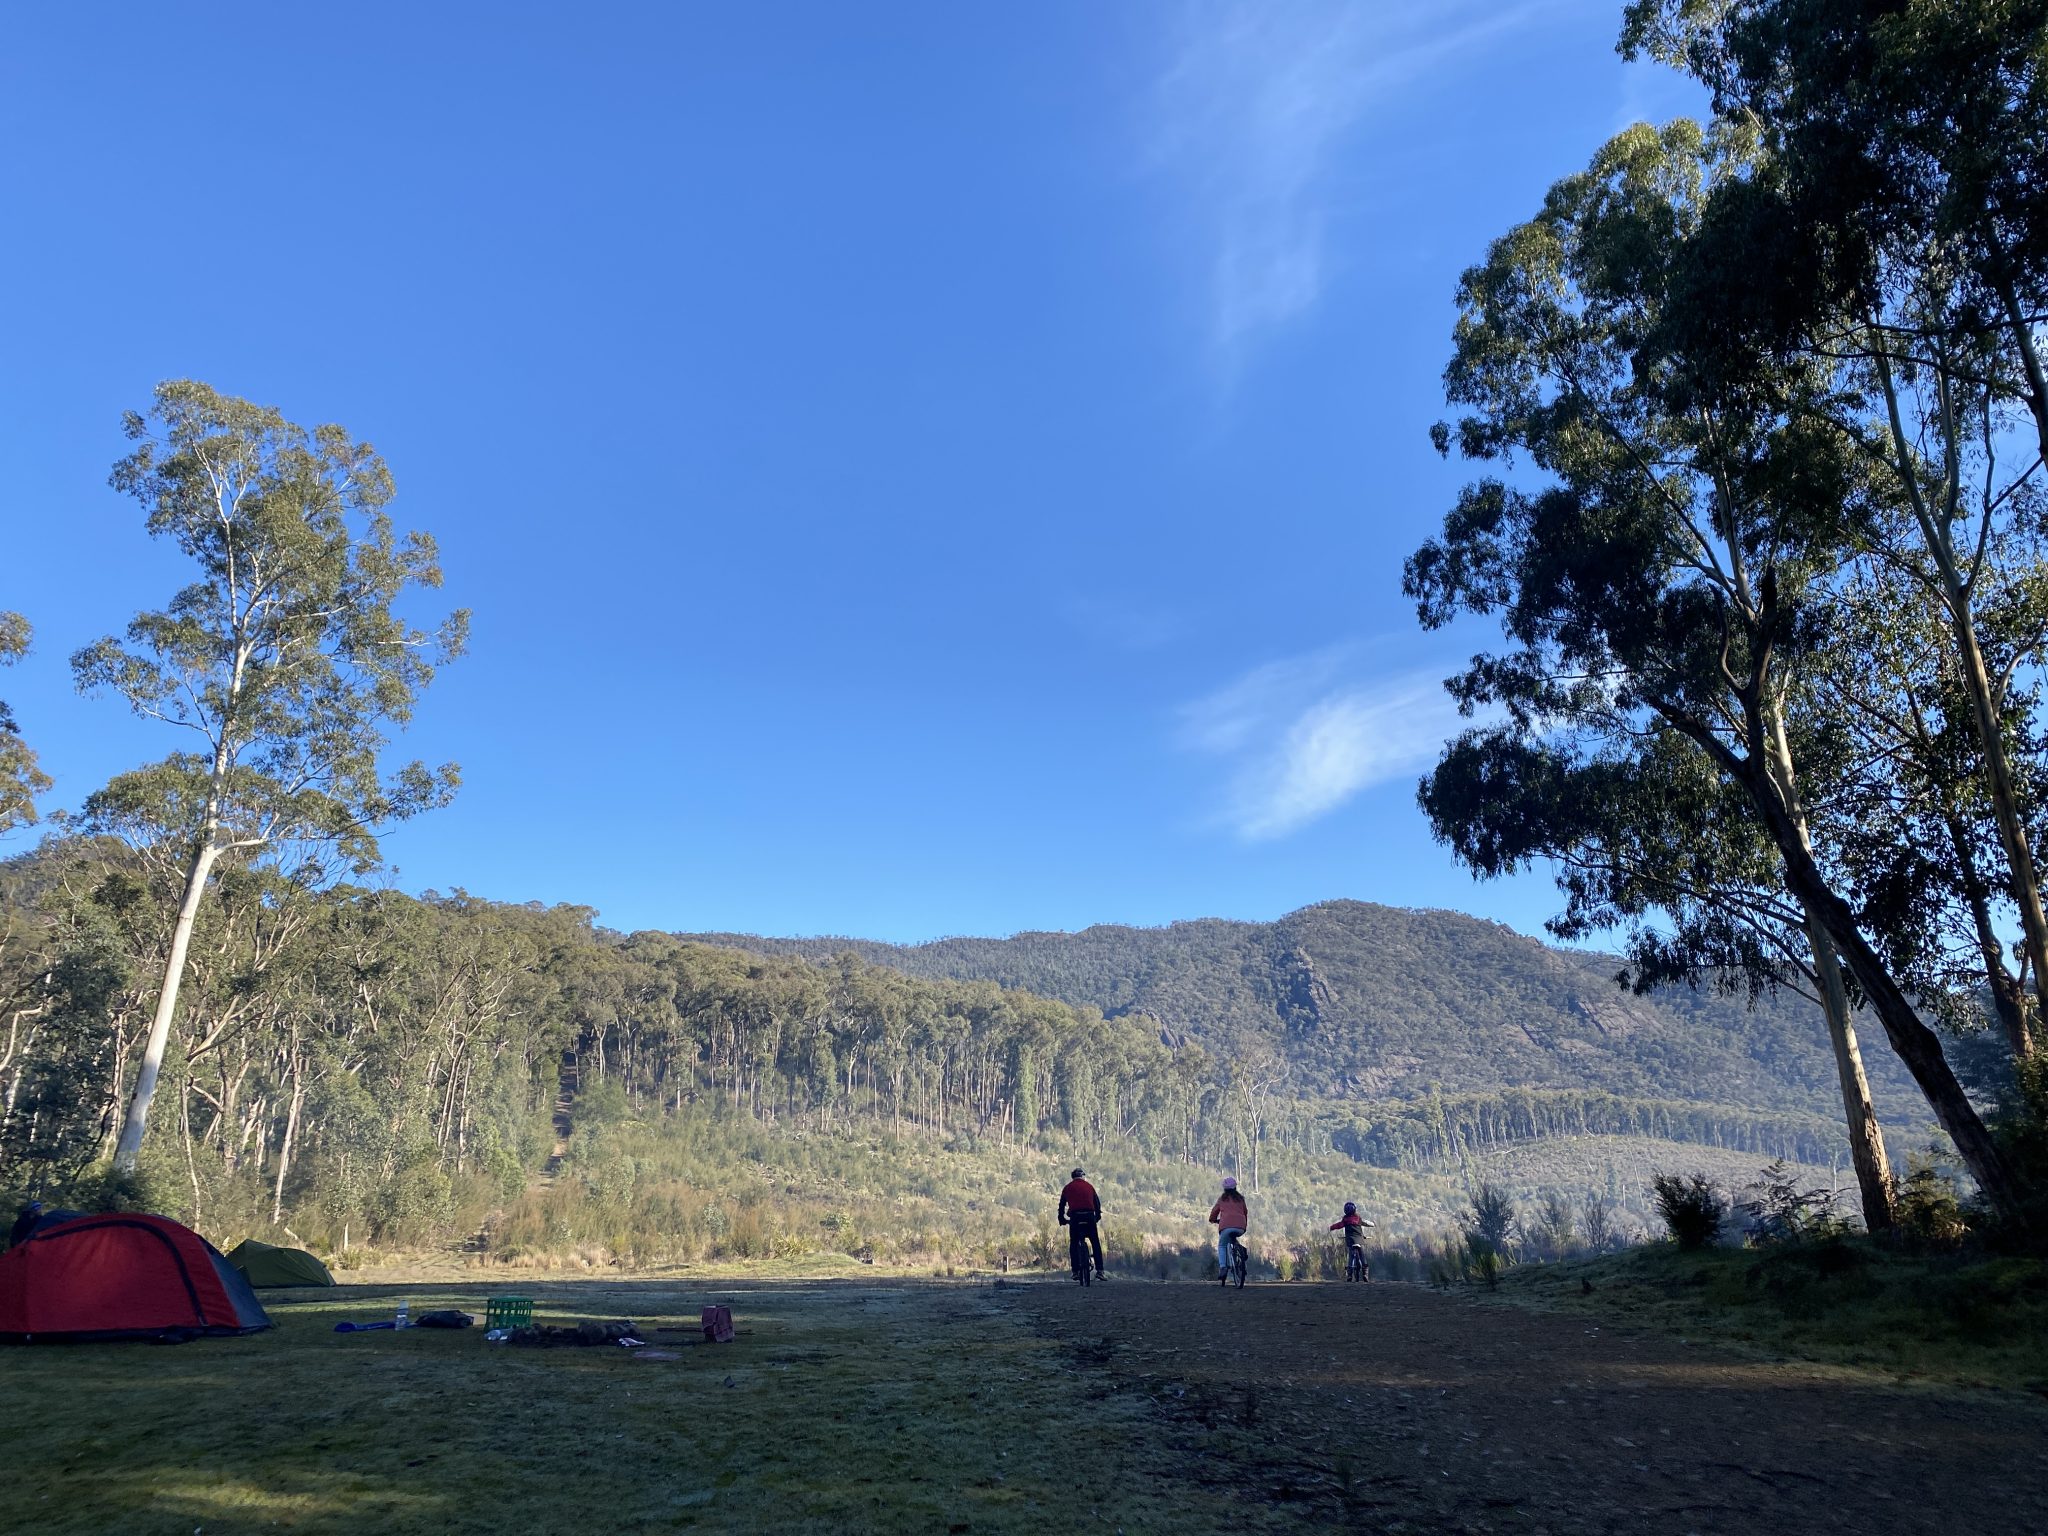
[1178,644,1464,840]
[1145,1,1562,373]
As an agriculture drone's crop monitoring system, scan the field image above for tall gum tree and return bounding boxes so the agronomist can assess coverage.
[74,381,467,1177]
[1403,121,2012,1224]
[1624,0,2048,1055]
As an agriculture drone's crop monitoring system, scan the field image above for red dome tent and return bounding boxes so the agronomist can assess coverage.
[0,1212,273,1342]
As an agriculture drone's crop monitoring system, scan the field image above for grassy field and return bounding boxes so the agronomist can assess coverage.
[1492,1241,2048,1393]
[0,1273,1245,1536]
[9,1267,2048,1535]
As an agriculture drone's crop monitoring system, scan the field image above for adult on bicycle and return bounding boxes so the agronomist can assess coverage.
[1059,1167,1105,1280]
[1208,1176,1249,1285]
[1329,1201,1373,1280]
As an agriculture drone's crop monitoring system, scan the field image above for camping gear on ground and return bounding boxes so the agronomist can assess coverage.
[484,1295,533,1330]
[701,1305,735,1343]
[335,1308,471,1332]
[506,1318,640,1347]
[224,1238,334,1287]
[0,1211,272,1343]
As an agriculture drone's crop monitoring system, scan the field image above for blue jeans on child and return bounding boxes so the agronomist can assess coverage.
[1217,1227,1244,1273]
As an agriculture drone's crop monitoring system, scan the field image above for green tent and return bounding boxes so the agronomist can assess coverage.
[225,1238,335,1287]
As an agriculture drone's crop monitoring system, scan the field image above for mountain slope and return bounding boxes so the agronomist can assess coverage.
[688,899,1925,1128]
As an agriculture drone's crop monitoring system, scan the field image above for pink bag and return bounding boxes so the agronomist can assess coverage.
[700,1305,734,1343]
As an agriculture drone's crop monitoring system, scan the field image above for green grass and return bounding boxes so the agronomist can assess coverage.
[1493,1240,2048,1392]
[0,1276,1254,1536]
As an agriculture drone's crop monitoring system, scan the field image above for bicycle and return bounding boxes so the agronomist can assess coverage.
[1069,1228,1094,1286]
[1344,1243,1369,1283]
[1227,1233,1248,1289]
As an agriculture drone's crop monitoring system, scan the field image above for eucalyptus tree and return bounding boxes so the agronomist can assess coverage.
[1804,565,2048,1061]
[1405,120,2024,1221]
[1624,0,2048,1051]
[74,381,467,1175]
[0,842,129,1191]
[1422,717,1897,1229]
[0,613,52,834]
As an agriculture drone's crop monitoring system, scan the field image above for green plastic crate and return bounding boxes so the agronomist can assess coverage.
[484,1295,533,1330]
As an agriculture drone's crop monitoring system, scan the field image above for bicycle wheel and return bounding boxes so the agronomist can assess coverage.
[1230,1240,1247,1289]
[1071,1239,1092,1286]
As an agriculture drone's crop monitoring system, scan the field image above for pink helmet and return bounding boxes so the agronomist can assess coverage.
[1221,1177,1238,1190]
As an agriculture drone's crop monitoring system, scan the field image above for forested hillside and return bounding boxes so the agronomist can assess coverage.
[3,836,1886,1262]
[689,900,1927,1127]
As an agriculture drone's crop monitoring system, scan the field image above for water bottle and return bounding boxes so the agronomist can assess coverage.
[395,1297,409,1329]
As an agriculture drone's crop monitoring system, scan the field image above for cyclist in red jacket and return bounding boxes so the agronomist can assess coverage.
[1330,1200,1373,1279]
[1209,1177,1249,1283]
[1059,1168,1105,1279]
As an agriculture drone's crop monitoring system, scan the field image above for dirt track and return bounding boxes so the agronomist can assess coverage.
[1001,1277,2048,1535]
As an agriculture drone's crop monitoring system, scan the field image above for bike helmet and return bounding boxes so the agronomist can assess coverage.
[1343,1201,1357,1215]
[1221,1176,1237,1190]
[1071,1168,1085,1180]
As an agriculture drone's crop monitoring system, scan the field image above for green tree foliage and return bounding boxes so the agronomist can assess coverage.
[1400,72,2048,1220]
[0,613,52,835]
[1651,1171,1729,1249]
[71,382,467,1174]
[0,843,1218,1240]
[1646,0,2048,1047]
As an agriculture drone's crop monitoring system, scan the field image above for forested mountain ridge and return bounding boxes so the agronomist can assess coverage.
[1,845,1889,1261]
[688,899,1925,1128]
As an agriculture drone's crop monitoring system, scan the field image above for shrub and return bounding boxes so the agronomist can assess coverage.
[1895,1156,1970,1254]
[1462,1230,1508,1288]
[1526,1192,1577,1260]
[1463,1182,1517,1250]
[1580,1195,1616,1254]
[1650,1173,1726,1250]
[1027,1219,1054,1270]
[1739,1159,1842,1247]
[1989,1054,2048,1249]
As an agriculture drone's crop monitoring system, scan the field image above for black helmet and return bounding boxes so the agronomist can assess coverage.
[1343,1201,1357,1214]
[1071,1168,1085,1180]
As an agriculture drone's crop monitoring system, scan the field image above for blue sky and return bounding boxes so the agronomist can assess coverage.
[1,2,1698,943]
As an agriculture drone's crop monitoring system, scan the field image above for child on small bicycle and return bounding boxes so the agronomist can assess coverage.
[1209,1177,1249,1284]
[1330,1201,1373,1280]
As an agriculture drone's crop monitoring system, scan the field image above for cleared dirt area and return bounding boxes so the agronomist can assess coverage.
[1006,1276,2048,1535]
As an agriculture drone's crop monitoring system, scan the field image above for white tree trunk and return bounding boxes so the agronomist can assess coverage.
[1805,909,1896,1231]
[112,841,219,1176]
[272,1040,304,1224]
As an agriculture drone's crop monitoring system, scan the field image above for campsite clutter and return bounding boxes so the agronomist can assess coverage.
[334,1308,473,1333]
[4,1201,741,1357]
[497,1319,646,1347]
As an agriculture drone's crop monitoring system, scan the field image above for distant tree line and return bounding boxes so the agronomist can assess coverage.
[1320,1090,1846,1171]
[2,839,1278,1240]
